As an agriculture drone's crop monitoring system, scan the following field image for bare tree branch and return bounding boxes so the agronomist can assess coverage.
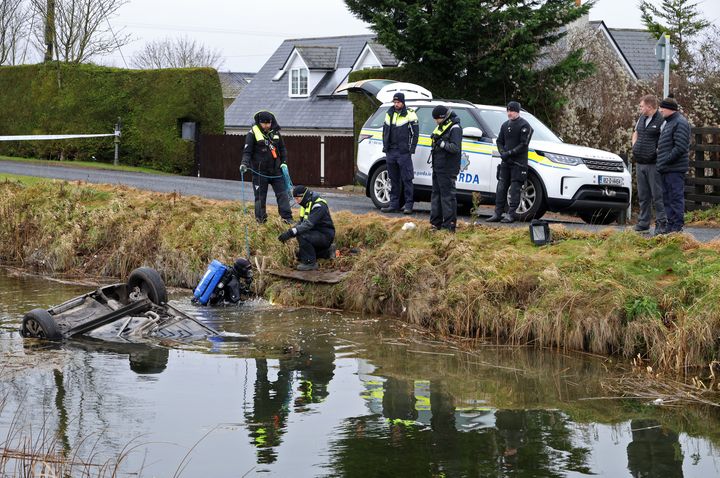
[131,36,224,70]
[31,0,131,63]
[0,0,32,65]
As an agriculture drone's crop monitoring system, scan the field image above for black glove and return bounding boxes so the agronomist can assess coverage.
[500,151,510,160]
[239,164,248,174]
[278,229,295,243]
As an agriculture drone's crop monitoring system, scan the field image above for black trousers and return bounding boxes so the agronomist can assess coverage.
[297,230,333,264]
[252,174,292,223]
[495,162,527,217]
[386,149,414,209]
[430,170,457,231]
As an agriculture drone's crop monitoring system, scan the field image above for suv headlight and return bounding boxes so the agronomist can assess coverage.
[544,152,582,166]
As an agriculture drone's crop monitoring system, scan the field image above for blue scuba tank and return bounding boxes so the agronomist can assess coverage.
[193,260,229,305]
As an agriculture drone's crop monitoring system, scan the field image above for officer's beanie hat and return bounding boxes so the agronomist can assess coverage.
[392,92,405,103]
[660,96,679,111]
[257,111,274,123]
[432,105,449,119]
[292,185,308,198]
[507,101,521,112]
[234,258,251,271]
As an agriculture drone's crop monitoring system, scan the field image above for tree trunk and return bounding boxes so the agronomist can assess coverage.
[44,0,55,62]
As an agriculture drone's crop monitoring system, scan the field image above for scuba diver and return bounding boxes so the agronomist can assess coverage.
[192,258,254,306]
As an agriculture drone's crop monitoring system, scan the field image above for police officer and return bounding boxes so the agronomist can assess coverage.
[381,92,419,214]
[277,185,335,271]
[631,94,666,234]
[240,111,293,224]
[487,101,534,223]
[429,105,462,232]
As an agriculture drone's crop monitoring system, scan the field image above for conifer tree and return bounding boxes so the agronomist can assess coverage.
[639,0,709,70]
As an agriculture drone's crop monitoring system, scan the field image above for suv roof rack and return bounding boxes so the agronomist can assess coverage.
[405,98,477,106]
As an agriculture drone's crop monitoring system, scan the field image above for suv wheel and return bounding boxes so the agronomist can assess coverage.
[369,163,391,209]
[512,173,546,221]
[578,209,620,225]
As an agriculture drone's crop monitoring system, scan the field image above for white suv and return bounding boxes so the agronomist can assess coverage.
[352,84,631,224]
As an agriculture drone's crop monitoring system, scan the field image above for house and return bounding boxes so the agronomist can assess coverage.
[218,72,255,110]
[589,21,663,81]
[224,34,399,136]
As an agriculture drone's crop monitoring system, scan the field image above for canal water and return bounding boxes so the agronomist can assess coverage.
[0,269,718,477]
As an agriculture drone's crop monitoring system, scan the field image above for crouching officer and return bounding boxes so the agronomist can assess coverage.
[240,111,293,224]
[487,101,534,223]
[277,185,335,271]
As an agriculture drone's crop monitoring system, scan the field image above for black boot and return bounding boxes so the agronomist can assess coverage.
[486,213,503,222]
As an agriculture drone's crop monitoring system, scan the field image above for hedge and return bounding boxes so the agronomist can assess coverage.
[0,63,224,174]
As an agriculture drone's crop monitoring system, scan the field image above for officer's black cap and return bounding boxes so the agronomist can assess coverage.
[432,105,449,119]
[507,101,521,112]
[293,185,308,198]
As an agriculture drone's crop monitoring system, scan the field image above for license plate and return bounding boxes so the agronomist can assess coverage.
[599,176,623,186]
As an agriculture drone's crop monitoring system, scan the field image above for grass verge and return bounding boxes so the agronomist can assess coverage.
[1,180,720,370]
[0,155,168,175]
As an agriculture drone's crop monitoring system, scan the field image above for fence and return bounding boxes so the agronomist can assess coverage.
[686,127,720,210]
[197,134,355,187]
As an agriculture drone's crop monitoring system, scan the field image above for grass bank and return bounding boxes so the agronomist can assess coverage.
[2,179,720,370]
[0,155,168,175]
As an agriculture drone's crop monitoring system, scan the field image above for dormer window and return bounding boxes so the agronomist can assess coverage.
[290,68,308,97]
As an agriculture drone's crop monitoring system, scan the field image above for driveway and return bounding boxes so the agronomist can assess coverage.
[2,160,719,243]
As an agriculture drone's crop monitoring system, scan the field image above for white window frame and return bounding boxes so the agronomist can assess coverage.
[290,67,309,97]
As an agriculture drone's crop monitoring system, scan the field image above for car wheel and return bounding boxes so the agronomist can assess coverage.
[127,267,168,305]
[369,163,391,209]
[21,309,61,339]
[512,173,546,221]
[578,209,620,225]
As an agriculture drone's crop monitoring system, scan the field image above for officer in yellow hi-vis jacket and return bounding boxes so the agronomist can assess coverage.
[381,93,419,215]
[277,185,336,271]
[240,111,293,224]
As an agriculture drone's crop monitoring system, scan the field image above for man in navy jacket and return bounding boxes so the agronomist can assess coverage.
[656,97,690,234]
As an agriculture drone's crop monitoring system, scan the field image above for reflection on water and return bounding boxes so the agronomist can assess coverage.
[0,269,718,477]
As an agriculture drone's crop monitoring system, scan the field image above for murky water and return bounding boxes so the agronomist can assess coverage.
[0,269,718,477]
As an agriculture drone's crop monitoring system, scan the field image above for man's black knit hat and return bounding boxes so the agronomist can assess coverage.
[660,97,678,111]
[432,105,449,119]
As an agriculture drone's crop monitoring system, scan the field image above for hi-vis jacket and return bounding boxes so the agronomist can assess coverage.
[382,105,419,155]
[293,191,336,239]
[241,111,287,176]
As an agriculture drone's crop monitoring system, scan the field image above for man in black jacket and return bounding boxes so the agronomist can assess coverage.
[278,185,336,271]
[381,93,419,214]
[487,101,534,224]
[632,95,667,234]
[240,111,293,224]
[429,105,462,232]
[656,97,690,234]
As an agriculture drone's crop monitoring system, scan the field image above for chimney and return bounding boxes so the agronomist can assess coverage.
[576,0,581,6]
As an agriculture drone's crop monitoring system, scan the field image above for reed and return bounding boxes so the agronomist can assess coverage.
[2,179,720,370]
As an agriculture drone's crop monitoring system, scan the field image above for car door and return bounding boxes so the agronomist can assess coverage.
[453,108,494,194]
[411,106,436,188]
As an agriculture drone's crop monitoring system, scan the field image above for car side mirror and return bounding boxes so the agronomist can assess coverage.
[462,127,484,139]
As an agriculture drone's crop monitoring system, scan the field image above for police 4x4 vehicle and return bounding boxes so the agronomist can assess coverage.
[348,81,631,224]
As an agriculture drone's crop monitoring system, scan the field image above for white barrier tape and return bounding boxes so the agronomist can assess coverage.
[0,133,117,141]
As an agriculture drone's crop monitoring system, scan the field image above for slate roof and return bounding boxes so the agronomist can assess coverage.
[606,28,663,80]
[292,46,339,70]
[368,41,400,67]
[218,72,255,98]
[225,34,398,131]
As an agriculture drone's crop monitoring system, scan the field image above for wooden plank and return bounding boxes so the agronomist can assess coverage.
[692,127,720,135]
[689,160,720,168]
[692,144,720,153]
[686,177,720,186]
[685,194,720,204]
[267,268,350,284]
[324,136,355,187]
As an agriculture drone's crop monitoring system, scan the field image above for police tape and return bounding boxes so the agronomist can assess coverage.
[0,133,117,141]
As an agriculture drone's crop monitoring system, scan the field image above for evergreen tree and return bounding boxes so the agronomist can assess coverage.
[639,0,710,71]
[344,0,595,123]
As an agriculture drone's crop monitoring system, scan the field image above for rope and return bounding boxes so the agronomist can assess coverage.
[240,169,251,260]
[0,133,116,141]
[246,167,283,179]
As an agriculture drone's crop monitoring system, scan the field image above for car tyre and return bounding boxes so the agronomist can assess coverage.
[127,267,168,305]
[369,163,392,209]
[513,173,547,221]
[21,308,61,339]
[578,209,620,225]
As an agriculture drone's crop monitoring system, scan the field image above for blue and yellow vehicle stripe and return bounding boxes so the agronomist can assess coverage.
[360,129,570,171]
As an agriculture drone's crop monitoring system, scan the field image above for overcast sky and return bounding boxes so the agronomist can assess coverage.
[105,0,720,72]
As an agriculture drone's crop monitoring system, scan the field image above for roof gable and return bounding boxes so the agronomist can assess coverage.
[226,34,387,130]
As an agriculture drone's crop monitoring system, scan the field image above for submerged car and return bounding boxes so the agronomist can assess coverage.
[344,80,631,224]
[20,267,218,342]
